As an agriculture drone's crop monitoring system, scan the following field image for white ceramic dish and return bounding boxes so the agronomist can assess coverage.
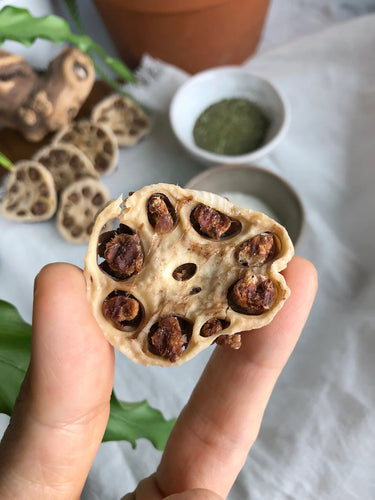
[170,66,290,166]
[185,164,305,247]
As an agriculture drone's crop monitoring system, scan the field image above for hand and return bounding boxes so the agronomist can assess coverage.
[0,257,317,500]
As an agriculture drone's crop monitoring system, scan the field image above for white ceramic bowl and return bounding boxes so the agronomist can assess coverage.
[169,66,290,166]
[185,164,305,247]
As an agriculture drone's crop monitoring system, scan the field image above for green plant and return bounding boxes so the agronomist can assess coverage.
[0,299,175,449]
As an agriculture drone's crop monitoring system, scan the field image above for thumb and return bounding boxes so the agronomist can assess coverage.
[0,263,114,499]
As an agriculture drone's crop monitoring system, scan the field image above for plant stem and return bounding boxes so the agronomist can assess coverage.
[0,153,15,172]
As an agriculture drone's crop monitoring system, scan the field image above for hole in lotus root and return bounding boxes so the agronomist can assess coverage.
[102,290,143,332]
[236,232,281,267]
[147,193,177,234]
[28,166,41,182]
[97,223,144,280]
[199,318,230,337]
[227,275,276,315]
[148,316,193,362]
[172,263,197,281]
[73,61,88,80]
[190,203,242,240]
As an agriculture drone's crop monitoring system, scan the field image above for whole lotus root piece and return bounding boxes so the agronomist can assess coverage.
[1,160,57,222]
[54,120,118,175]
[91,94,151,147]
[57,178,109,243]
[84,183,294,367]
[33,143,98,194]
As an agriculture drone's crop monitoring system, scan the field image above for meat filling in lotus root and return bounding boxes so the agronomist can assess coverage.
[84,183,294,367]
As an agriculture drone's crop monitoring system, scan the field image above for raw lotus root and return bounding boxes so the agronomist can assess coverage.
[91,94,151,146]
[57,177,109,243]
[54,119,118,175]
[84,183,294,367]
[33,143,98,193]
[1,160,57,221]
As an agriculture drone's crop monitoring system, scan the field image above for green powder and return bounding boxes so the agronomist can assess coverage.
[193,98,270,156]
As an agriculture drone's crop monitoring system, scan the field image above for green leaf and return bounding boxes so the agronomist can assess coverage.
[0,6,77,47]
[105,393,176,450]
[0,5,136,84]
[0,300,31,415]
[0,300,174,449]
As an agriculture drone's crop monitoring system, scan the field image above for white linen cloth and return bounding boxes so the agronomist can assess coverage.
[1,12,375,500]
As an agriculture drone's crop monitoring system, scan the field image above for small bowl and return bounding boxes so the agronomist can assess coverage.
[185,164,305,247]
[170,66,290,166]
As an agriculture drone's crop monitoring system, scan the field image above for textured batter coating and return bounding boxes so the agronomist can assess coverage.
[1,161,57,222]
[91,94,151,147]
[84,183,294,367]
[54,120,118,175]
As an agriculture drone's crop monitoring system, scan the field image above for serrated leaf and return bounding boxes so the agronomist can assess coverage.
[0,6,77,46]
[105,393,175,450]
[0,300,174,449]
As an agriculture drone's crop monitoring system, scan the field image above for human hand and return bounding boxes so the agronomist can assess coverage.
[0,256,317,500]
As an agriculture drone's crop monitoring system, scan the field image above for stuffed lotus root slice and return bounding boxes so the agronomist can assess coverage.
[228,274,277,315]
[34,143,98,193]
[147,193,177,234]
[148,316,193,363]
[236,232,281,267]
[57,178,109,243]
[97,223,144,280]
[190,203,242,240]
[102,290,143,331]
[84,183,294,366]
[2,161,57,221]
[54,120,118,175]
[91,94,151,147]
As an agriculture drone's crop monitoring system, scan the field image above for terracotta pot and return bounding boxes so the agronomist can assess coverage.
[93,0,271,74]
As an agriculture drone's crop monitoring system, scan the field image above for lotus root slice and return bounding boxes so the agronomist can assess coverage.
[91,94,151,147]
[1,160,57,222]
[33,143,98,193]
[84,183,294,367]
[57,178,109,243]
[54,119,118,175]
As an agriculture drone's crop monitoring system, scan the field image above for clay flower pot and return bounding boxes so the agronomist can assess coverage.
[93,0,272,74]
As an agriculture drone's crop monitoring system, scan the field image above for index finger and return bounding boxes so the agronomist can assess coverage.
[156,256,317,498]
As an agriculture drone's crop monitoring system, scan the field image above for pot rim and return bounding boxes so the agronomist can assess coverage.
[94,0,233,14]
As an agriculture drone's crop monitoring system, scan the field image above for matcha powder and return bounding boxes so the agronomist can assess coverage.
[193,98,270,156]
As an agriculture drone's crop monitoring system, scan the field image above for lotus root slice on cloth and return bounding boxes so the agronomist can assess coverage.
[91,94,151,147]
[57,178,109,243]
[1,160,57,221]
[84,183,294,367]
[33,143,98,194]
[53,120,118,175]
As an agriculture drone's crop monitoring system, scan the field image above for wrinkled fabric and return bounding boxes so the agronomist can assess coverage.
[1,13,375,500]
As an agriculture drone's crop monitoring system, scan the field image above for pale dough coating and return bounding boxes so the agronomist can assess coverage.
[84,183,294,367]
[54,120,118,175]
[91,94,151,147]
[1,160,57,222]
